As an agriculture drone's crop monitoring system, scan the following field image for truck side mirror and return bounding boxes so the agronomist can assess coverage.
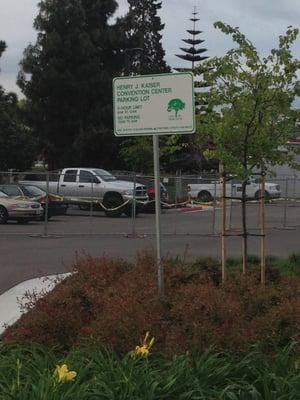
[93,177,100,184]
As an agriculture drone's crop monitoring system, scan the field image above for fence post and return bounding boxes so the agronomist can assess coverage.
[293,174,296,198]
[283,178,289,228]
[89,179,94,219]
[175,170,182,207]
[8,169,13,184]
[43,172,49,237]
[227,180,233,231]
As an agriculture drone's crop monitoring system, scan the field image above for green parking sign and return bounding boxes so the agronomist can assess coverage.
[113,72,195,136]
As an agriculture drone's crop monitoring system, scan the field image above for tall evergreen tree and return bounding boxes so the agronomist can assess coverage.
[169,9,214,173]
[18,0,124,169]
[119,0,171,173]
[175,8,208,71]
[121,0,170,75]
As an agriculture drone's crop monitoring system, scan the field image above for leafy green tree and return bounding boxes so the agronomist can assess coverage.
[18,0,124,169]
[195,22,300,271]
[0,42,36,171]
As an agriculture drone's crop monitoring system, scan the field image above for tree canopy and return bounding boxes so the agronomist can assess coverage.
[0,41,36,171]
[196,22,300,179]
[118,0,171,173]
[18,0,124,169]
[121,0,170,75]
[195,22,300,272]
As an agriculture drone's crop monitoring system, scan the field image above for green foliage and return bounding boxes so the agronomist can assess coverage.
[18,0,124,169]
[0,90,37,170]
[118,0,174,171]
[195,23,300,180]
[120,0,170,75]
[119,137,154,173]
[0,344,299,399]
[3,254,300,356]
[119,135,182,173]
[0,41,37,170]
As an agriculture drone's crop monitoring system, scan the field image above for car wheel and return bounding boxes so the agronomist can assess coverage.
[103,194,124,217]
[197,191,213,202]
[0,206,8,224]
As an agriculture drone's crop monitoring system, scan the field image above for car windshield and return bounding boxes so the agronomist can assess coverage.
[92,169,117,182]
[24,185,46,196]
[0,190,8,198]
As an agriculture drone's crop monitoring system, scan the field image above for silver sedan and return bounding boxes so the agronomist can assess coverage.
[0,190,42,224]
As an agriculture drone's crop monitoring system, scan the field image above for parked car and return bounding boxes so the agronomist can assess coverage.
[20,168,148,217]
[139,178,169,213]
[0,190,42,224]
[187,176,281,202]
[141,179,169,203]
[0,184,68,220]
[117,175,169,213]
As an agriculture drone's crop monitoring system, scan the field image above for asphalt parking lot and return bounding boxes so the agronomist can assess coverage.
[1,202,300,294]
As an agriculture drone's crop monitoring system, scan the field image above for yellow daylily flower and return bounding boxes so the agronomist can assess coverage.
[132,332,155,359]
[54,364,77,383]
[134,345,149,358]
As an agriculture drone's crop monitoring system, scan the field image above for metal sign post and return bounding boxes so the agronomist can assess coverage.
[113,72,195,297]
[153,135,163,296]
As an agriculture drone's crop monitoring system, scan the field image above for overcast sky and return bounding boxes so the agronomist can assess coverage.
[0,0,300,96]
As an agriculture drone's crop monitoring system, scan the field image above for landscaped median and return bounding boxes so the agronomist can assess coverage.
[0,253,300,398]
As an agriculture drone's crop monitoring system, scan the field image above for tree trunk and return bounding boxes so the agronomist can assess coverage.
[241,180,248,274]
[260,172,266,285]
[221,168,226,283]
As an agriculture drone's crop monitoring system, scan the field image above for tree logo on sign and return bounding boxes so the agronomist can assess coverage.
[167,98,185,118]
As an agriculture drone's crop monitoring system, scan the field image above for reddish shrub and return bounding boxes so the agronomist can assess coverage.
[3,255,129,349]
[3,253,300,356]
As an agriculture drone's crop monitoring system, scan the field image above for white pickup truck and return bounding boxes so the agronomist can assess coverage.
[187,177,281,202]
[20,168,148,217]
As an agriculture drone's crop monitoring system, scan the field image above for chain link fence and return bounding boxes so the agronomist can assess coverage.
[0,170,300,237]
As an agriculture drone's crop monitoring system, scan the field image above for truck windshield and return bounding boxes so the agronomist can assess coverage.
[92,169,117,182]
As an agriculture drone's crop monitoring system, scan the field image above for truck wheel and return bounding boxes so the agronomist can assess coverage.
[143,201,156,214]
[0,206,8,224]
[197,191,213,202]
[124,203,140,217]
[103,193,124,217]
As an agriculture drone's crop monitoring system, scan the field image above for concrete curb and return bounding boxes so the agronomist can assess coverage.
[0,273,70,335]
